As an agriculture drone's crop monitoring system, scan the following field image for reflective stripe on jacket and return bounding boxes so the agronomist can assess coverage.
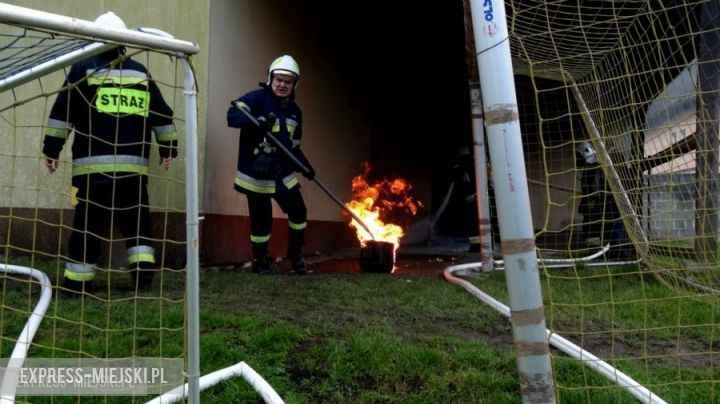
[234,171,299,194]
[42,51,178,177]
[72,155,149,176]
[227,85,310,195]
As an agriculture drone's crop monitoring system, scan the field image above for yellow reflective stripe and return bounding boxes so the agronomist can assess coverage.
[234,173,299,193]
[286,118,297,135]
[46,119,72,138]
[128,245,156,264]
[70,186,79,207]
[128,253,156,265]
[283,175,299,189]
[235,172,276,194]
[46,127,70,139]
[288,220,306,230]
[86,68,148,86]
[469,236,481,244]
[155,131,177,142]
[72,163,148,176]
[271,123,280,132]
[64,262,95,281]
[234,177,275,193]
[64,269,95,281]
[95,88,150,117]
[73,155,149,176]
[87,76,148,87]
[251,234,270,243]
[153,124,177,141]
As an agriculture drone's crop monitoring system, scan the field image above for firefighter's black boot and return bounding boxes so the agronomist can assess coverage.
[287,228,306,274]
[251,241,275,274]
[252,257,276,275]
[131,269,155,290]
[61,277,93,298]
[291,257,307,275]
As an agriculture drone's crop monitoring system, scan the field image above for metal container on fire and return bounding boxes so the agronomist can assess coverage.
[359,241,395,273]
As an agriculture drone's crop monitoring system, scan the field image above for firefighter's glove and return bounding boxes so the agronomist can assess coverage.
[256,113,275,135]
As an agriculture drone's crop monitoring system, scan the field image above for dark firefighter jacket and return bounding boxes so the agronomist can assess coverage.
[227,85,313,195]
[42,49,178,186]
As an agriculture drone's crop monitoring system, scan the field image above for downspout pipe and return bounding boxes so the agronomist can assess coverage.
[462,0,494,272]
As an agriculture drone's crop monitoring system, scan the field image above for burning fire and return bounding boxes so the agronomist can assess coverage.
[345,162,422,248]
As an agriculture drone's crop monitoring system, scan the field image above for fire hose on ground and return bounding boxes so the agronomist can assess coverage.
[443,247,663,404]
[0,264,53,403]
[145,361,283,404]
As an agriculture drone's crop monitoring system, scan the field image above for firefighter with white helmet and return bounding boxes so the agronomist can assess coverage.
[576,141,597,165]
[267,54,300,88]
[575,140,631,258]
[43,11,177,295]
[227,54,314,275]
[94,11,127,29]
[576,140,603,246]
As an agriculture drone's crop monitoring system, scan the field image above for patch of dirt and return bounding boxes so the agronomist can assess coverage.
[304,254,461,277]
[217,249,511,345]
[573,332,716,370]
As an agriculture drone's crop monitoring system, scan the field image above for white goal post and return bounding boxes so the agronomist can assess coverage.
[0,3,201,403]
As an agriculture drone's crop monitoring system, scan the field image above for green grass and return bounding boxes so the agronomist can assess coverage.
[2,257,720,402]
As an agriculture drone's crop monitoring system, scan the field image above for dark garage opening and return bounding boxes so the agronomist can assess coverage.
[299,2,474,237]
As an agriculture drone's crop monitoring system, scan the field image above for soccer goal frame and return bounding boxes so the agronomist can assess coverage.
[0,3,201,403]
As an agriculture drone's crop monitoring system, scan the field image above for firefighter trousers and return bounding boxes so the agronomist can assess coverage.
[65,175,156,282]
[246,184,307,261]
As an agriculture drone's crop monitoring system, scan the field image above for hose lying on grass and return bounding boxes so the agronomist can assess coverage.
[443,249,663,404]
[145,361,284,404]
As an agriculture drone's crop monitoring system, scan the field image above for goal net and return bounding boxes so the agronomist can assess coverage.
[0,4,199,402]
[492,0,720,401]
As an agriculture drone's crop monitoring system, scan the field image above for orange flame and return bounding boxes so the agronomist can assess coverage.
[345,162,422,248]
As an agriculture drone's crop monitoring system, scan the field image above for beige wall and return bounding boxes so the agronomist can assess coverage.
[205,0,371,222]
[526,144,581,232]
[1,1,372,264]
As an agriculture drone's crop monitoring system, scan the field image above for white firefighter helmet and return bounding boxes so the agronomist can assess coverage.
[94,12,127,30]
[576,141,597,164]
[267,55,300,84]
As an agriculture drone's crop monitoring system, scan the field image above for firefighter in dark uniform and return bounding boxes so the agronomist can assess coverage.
[451,146,500,254]
[42,12,177,295]
[576,141,604,247]
[576,141,631,258]
[227,55,315,275]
